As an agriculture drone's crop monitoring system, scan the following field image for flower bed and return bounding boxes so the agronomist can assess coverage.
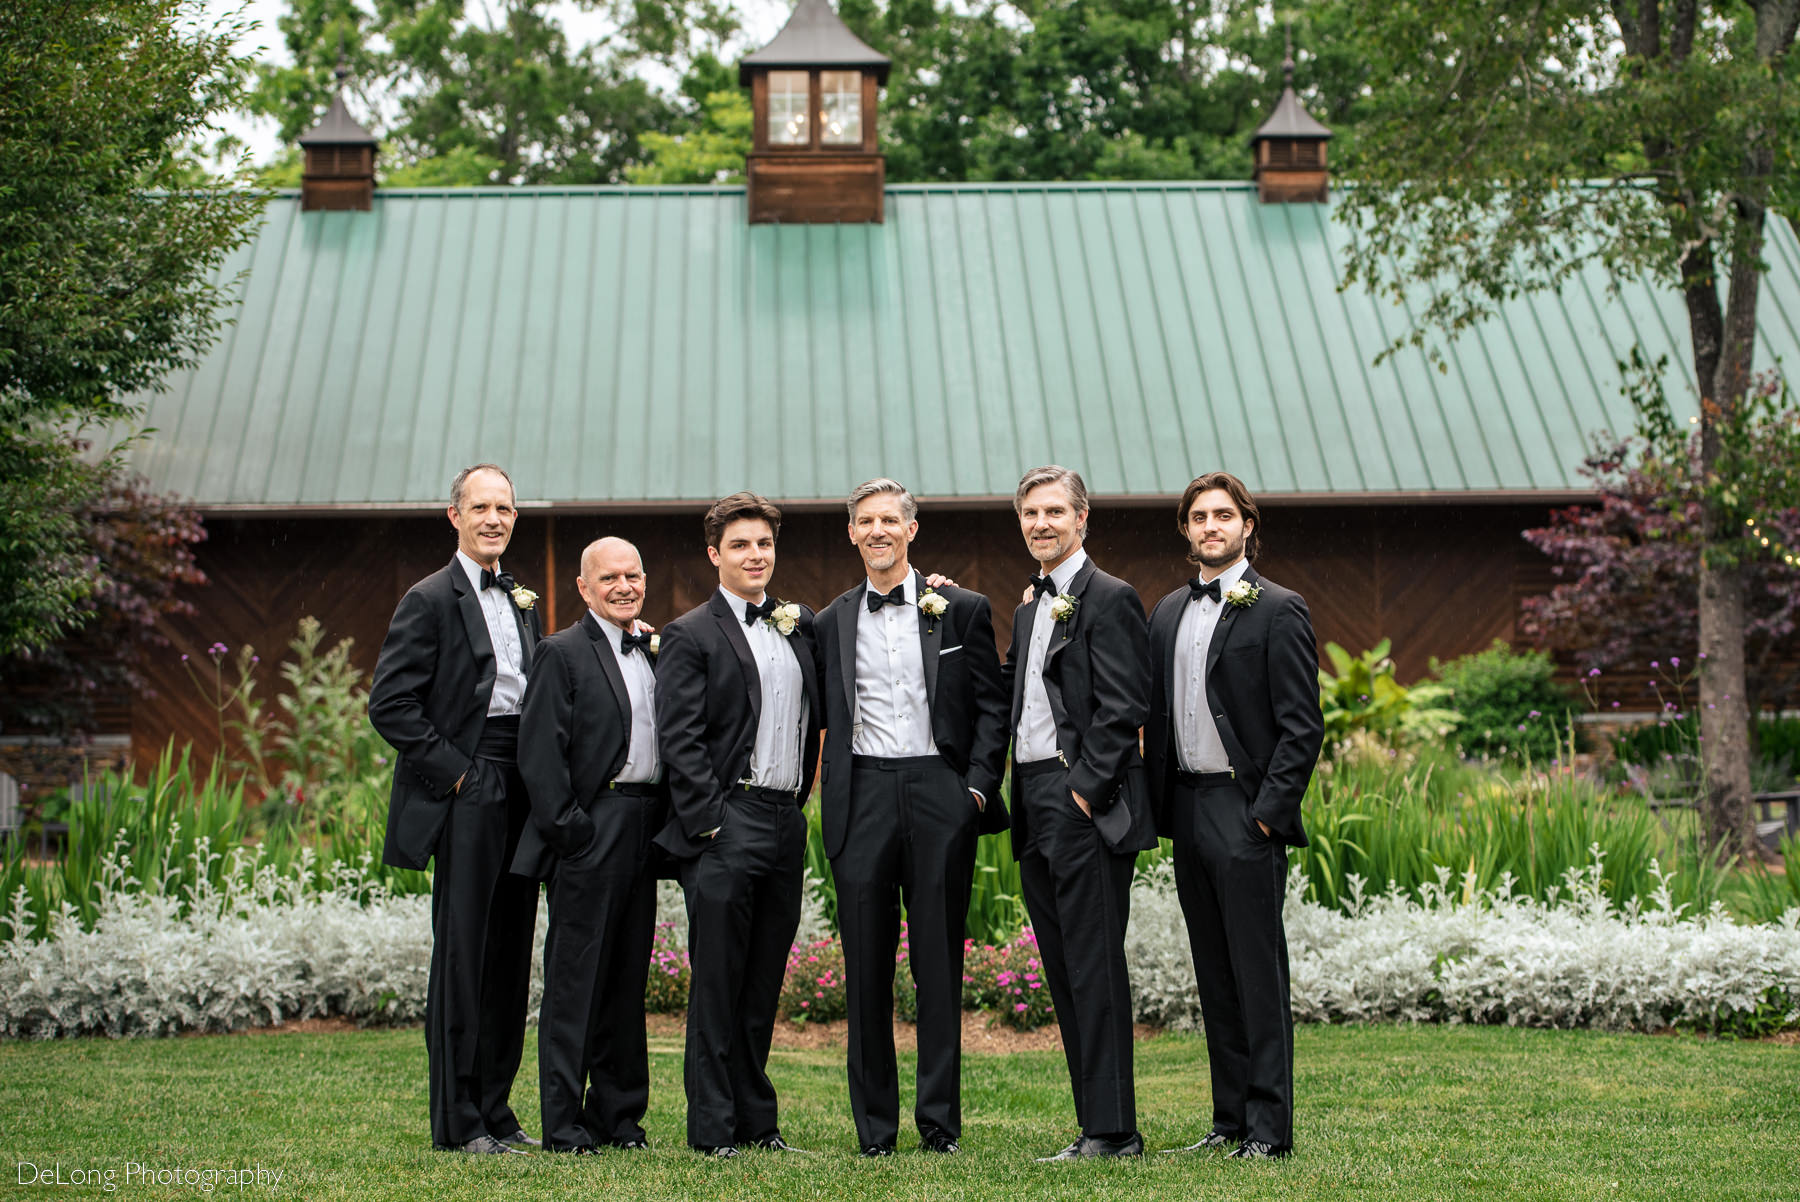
[6,848,1796,1039]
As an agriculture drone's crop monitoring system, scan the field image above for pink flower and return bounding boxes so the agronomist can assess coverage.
[1014,1003,1028,1013]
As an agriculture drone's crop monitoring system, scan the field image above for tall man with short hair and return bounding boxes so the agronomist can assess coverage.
[515,537,667,1154]
[1146,471,1323,1161]
[370,463,543,1154]
[653,492,822,1157]
[815,479,1010,1157]
[1004,465,1158,1162]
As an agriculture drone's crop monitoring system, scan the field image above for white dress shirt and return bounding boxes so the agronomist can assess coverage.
[721,586,807,793]
[593,612,660,783]
[1015,547,1088,764]
[852,574,937,758]
[456,550,527,717]
[1174,557,1250,773]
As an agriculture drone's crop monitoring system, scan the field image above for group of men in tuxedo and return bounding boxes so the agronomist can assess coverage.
[368,461,1323,1163]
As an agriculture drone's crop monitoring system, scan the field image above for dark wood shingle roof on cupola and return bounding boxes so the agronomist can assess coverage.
[297,66,378,212]
[740,0,890,223]
[1249,37,1332,204]
[738,0,891,85]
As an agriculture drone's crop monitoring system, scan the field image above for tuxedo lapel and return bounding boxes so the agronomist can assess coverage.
[709,591,763,724]
[836,590,859,718]
[582,612,632,722]
[451,558,498,693]
[915,570,942,710]
[786,622,818,721]
[507,587,533,662]
[1043,557,1097,672]
[1205,565,1258,681]
[1010,598,1036,727]
[1160,594,1181,710]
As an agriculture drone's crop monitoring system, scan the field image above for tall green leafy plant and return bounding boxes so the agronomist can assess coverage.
[1318,639,1461,750]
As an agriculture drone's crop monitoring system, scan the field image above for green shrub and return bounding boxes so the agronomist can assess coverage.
[1430,640,1576,764]
[1319,639,1460,750]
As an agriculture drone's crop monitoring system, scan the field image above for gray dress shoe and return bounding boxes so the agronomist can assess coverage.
[696,1145,738,1159]
[461,1135,528,1155]
[497,1129,541,1148]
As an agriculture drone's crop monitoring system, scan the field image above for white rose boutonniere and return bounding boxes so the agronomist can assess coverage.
[1050,593,1079,623]
[918,588,949,619]
[511,585,538,611]
[767,601,802,636]
[1224,580,1262,609]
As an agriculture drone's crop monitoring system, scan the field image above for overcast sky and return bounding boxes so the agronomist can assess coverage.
[204,0,786,164]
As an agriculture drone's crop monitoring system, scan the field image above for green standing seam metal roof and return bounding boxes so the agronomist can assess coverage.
[122,182,1800,512]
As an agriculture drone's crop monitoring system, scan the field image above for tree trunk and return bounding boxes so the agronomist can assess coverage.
[1697,554,1758,855]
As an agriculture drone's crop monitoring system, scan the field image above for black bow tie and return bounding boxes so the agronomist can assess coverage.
[744,597,776,626]
[1189,577,1222,603]
[621,629,653,655]
[480,567,515,594]
[1030,574,1055,601]
[867,583,908,613]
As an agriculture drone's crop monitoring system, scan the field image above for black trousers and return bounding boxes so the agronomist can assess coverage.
[1014,759,1138,1139]
[1171,779,1294,1151]
[832,754,980,1150]
[537,789,662,1151]
[427,752,540,1148]
[677,787,805,1150]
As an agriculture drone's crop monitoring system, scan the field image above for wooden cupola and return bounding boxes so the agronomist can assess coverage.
[738,0,891,224]
[297,65,378,212]
[1248,38,1332,204]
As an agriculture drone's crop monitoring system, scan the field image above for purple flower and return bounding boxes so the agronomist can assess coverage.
[1670,656,1680,667]
[1588,668,1601,677]
[1650,660,1659,669]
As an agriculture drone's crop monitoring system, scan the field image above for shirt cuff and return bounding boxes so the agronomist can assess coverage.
[968,787,986,810]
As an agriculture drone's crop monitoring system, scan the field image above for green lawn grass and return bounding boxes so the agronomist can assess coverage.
[3,1025,1796,1200]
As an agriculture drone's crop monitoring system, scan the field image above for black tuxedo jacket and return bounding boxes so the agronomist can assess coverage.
[1145,566,1324,848]
[652,590,822,860]
[1002,556,1157,855]
[369,555,543,870]
[814,570,1011,860]
[512,612,668,880]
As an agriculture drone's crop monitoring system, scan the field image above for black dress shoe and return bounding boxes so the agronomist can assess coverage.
[1160,1131,1233,1154]
[748,1135,812,1153]
[860,1144,894,1158]
[610,1138,649,1151]
[497,1129,541,1148]
[460,1135,528,1155]
[695,1145,738,1159]
[921,1131,960,1155]
[1077,1132,1144,1159]
[1228,1139,1289,1160]
[1034,1137,1085,1163]
[568,1145,602,1156]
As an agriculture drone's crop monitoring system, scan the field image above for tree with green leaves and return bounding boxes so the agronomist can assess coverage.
[838,0,1372,183]
[1338,0,1800,857]
[246,0,680,184]
[0,0,264,659]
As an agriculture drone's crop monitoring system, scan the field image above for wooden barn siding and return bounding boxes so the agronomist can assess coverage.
[132,502,1552,764]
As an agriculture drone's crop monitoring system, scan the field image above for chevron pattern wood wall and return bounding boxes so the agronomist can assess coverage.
[132,503,1556,765]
